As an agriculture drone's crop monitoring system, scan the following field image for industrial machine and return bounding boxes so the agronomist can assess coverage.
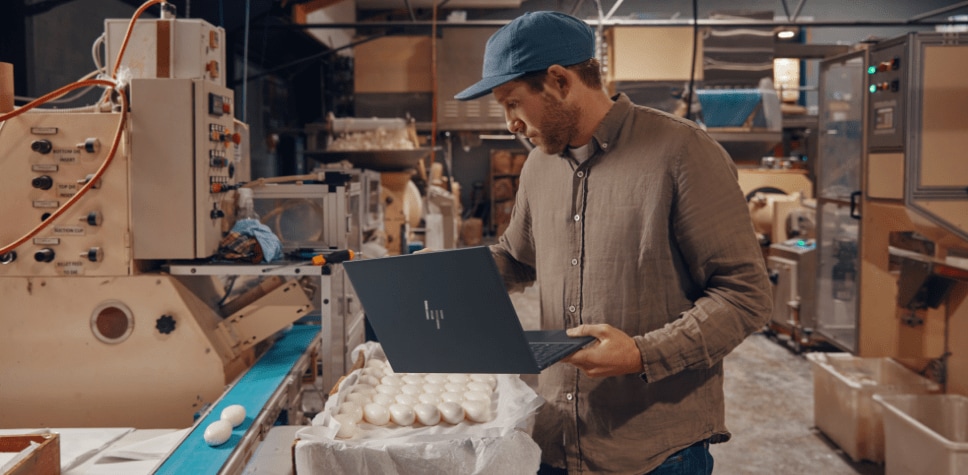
[814,46,869,353]
[0,6,322,432]
[815,32,968,394]
[767,238,818,352]
[859,32,968,395]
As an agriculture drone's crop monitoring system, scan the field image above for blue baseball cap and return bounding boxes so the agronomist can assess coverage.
[454,11,595,101]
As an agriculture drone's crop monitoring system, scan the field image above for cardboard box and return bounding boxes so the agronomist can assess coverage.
[606,27,704,83]
[354,36,432,93]
[0,433,60,475]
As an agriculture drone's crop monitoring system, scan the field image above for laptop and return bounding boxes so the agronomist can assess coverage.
[342,246,595,374]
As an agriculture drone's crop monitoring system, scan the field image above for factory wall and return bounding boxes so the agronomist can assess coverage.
[7,0,964,220]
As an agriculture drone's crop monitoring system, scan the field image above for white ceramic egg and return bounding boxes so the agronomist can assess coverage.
[337,401,364,423]
[220,404,246,427]
[417,393,441,405]
[444,382,467,393]
[394,394,419,406]
[400,384,423,396]
[359,375,381,387]
[388,403,416,426]
[413,403,441,426]
[438,401,464,425]
[424,374,448,384]
[466,381,492,394]
[463,390,490,402]
[363,403,390,425]
[469,374,497,390]
[381,375,405,387]
[446,374,469,384]
[371,393,396,407]
[350,383,376,395]
[374,384,401,396]
[344,392,371,405]
[362,367,385,379]
[365,359,386,369]
[440,391,464,404]
[422,383,445,394]
[203,419,233,446]
[461,400,491,423]
[333,413,359,439]
[402,374,425,385]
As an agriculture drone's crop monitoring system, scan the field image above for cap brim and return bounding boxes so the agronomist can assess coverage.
[454,72,525,101]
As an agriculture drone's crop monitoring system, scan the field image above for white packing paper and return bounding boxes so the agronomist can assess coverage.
[293,342,544,475]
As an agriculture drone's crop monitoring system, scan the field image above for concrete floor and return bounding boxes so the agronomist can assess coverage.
[508,284,884,475]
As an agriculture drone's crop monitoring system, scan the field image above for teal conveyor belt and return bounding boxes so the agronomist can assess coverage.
[154,325,319,474]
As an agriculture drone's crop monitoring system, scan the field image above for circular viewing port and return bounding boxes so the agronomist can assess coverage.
[90,301,134,344]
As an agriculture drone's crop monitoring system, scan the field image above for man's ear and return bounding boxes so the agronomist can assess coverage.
[545,64,571,98]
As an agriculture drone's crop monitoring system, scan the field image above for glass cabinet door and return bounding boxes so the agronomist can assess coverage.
[817,52,866,201]
[815,200,860,352]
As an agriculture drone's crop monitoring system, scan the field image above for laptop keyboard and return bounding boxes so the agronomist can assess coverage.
[530,342,571,367]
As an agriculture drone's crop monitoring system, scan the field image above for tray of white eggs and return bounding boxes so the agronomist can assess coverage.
[293,342,543,474]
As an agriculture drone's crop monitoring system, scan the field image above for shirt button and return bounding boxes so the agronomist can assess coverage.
[576,171,584,178]
[601,142,609,150]
[568,305,576,313]
[573,214,580,222]
[566,393,574,401]
[571,258,578,266]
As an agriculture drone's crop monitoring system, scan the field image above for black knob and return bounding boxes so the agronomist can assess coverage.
[0,251,16,264]
[34,248,55,263]
[156,315,176,334]
[32,175,54,190]
[31,140,52,154]
[40,213,52,221]
[85,211,102,226]
[81,138,100,153]
[82,247,103,262]
[768,270,780,285]
[210,208,225,219]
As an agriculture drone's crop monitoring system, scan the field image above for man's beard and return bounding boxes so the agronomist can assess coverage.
[536,93,580,155]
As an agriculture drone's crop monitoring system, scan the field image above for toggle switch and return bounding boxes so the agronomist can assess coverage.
[77,174,101,189]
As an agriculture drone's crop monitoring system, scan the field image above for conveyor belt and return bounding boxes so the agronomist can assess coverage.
[154,325,319,474]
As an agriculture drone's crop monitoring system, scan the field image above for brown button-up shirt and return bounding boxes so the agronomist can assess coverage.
[491,94,772,474]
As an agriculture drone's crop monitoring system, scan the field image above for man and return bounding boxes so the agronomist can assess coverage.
[454,11,773,475]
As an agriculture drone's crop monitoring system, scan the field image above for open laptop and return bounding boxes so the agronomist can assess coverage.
[342,246,595,374]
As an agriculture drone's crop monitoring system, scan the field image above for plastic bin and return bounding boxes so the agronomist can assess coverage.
[874,394,968,475]
[806,353,941,463]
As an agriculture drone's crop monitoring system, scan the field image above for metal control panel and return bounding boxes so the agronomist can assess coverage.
[866,37,906,150]
[0,112,130,277]
[104,19,226,86]
[867,32,968,240]
[129,78,241,259]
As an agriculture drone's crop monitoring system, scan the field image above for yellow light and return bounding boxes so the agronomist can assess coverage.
[777,30,796,39]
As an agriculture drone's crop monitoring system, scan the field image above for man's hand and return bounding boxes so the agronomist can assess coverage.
[562,324,644,378]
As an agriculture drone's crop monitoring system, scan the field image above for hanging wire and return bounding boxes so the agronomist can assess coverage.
[684,0,699,120]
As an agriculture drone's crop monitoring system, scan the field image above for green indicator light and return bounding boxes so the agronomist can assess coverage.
[869,84,877,93]
[797,240,806,246]
[868,66,877,74]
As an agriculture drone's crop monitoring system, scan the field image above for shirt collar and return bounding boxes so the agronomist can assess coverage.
[556,93,633,163]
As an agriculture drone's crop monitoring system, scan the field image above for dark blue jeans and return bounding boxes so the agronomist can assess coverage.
[536,439,714,475]
[647,439,714,475]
